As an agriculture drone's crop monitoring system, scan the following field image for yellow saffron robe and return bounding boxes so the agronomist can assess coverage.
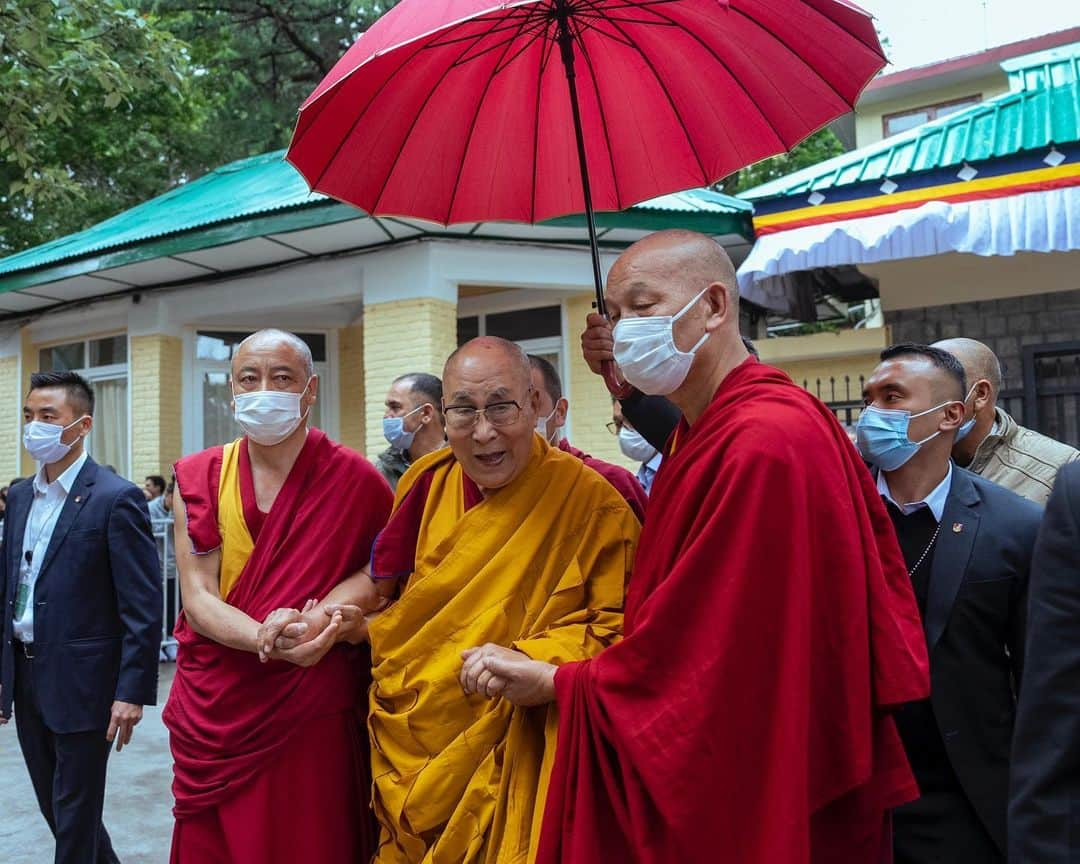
[368,436,639,864]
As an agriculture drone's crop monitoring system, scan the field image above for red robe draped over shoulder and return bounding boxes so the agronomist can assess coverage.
[558,438,647,522]
[536,359,929,864]
[164,428,392,863]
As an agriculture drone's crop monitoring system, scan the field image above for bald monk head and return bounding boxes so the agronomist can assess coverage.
[932,338,1001,466]
[605,229,748,422]
[442,337,542,494]
[231,329,318,447]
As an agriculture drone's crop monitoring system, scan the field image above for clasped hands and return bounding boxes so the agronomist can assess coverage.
[459,643,557,707]
[256,594,388,666]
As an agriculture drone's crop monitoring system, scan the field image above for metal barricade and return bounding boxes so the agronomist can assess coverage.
[151,517,180,659]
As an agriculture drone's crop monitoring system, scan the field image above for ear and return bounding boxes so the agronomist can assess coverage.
[703,281,731,333]
[939,400,965,432]
[306,375,319,403]
[555,397,569,428]
[972,379,993,411]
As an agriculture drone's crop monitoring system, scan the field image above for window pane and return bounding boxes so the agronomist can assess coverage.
[457,316,480,346]
[485,306,561,341]
[196,330,326,362]
[935,99,980,119]
[38,342,85,372]
[884,110,931,137]
[90,335,127,367]
[86,377,129,476]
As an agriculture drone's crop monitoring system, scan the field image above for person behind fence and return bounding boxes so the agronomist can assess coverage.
[375,373,445,490]
[358,336,637,863]
[1,371,162,864]
[933,337,1080,504]
[528,353,646,520]
[163,329,393,864]
[144,474,167,514]
[858,343,1041,864]
[461,230,930,864]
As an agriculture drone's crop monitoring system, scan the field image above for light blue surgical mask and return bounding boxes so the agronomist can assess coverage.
[382,403,428,452]
[856,400,957,471]
[954,385,979,443]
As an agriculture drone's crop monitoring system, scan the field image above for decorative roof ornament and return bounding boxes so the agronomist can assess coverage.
[808,191,826,206]
[880,179,899,195]
[957,162,979,182]
[1044,146,1066,167]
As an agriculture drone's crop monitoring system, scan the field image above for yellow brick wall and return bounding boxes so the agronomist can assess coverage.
[338,323,365,454]
[564,295,634,470]
[19,329,35,478]
[0,355,21,480]
[363,298,457,457]
[130,334,183,481]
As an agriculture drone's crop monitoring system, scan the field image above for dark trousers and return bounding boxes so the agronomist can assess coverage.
[893,784,1002,864]
[14,649,120,864]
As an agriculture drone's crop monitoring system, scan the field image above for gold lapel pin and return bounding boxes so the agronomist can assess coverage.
[952,522,963,533]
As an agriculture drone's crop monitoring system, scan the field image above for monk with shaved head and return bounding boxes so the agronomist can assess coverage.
[360,335,637,864]
[470,230,931,864]
[934,337,1078,504]
[164,328,393,863]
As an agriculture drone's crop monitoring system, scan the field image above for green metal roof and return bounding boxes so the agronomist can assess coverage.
[0,149,752,287]
[740,78,1080,201]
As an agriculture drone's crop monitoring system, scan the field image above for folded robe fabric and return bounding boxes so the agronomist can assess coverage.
[537,359,930,864]
[368,436,640,864]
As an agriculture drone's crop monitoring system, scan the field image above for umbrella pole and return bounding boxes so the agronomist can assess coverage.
[555,11,630,397]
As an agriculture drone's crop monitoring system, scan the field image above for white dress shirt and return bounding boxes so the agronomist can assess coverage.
[877,462,953,523]
[13,451,88,643]
[636,452,663,496]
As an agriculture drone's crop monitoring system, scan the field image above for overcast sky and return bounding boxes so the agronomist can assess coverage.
[857,0,1079,71]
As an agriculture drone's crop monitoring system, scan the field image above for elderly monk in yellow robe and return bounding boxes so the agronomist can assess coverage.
[360,336,638,864]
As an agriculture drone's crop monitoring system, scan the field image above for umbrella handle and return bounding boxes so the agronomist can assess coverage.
[602,360,634,398]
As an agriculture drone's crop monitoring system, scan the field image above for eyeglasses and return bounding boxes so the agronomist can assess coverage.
[445,400,525,431]
[605,420,624,435]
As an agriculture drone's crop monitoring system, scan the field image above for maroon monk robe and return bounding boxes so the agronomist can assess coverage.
[558,438,647,522]
[536,359,929,864]
[165,428,392,864]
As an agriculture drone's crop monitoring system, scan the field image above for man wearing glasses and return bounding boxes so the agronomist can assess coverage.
[361,336,639,864]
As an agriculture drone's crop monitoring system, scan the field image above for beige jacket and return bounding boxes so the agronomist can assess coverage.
[967,407,1080,505]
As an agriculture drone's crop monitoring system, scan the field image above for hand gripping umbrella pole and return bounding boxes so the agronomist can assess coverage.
[554,2,632,398]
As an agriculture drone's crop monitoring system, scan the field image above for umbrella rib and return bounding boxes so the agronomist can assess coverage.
[449,20,548,71]
[579,3,710,186]
[442,16,537,224]
[634,3,794,153]
[529,28,560,224]
[491,22,553,76]
[569,17,624,211]
[426,10,536,49]
[369,13,522,216]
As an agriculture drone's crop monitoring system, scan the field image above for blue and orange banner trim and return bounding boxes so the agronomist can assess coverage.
[752,145,1080,236]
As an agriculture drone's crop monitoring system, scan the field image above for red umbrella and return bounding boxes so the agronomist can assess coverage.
[287,0,885,391]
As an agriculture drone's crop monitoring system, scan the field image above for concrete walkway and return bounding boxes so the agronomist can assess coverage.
[0,664,176,864]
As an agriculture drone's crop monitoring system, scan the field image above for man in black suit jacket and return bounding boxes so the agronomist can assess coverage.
[859,344,1041,863]
[1009,462,1080,863]
[0,371,162,864]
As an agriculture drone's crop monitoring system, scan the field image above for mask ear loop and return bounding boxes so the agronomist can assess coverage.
[908,397,965,445]
[671,287,712,355]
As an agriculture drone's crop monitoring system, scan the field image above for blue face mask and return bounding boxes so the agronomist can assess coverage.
[954,385,979,443]
[856,400,956,471]
[382,404,427,452]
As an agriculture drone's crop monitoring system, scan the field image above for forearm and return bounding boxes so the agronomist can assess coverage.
[183,586,261,653]
[322,570,382,645]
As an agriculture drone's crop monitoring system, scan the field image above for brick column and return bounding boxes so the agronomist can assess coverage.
[0,326,23,480]
[19,328,36,478]
[338,322,365,454]
[564,294,634,470]
[130,334,183,481]
[362,298,457,458]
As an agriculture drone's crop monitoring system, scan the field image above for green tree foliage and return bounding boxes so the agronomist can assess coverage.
[721,127,846,195]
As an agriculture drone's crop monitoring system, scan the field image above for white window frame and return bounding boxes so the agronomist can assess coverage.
[183,327,339,454]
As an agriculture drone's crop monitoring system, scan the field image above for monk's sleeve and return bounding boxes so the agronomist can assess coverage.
[511,502,635,666]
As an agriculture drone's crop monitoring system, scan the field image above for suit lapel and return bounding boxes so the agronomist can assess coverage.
[5,483,32,601]
[925,468,981,651]
[37,459,97,579]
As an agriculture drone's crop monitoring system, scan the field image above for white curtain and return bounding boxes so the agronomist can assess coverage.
[89,377,129,476]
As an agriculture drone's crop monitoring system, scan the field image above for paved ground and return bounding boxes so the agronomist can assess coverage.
[0,663,176,864]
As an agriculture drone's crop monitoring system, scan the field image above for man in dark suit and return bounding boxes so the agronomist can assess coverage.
[0,371,162,864]
[858,343,1041,863]
[1009,462,1080,863]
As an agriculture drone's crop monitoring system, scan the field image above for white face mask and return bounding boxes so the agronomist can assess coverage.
[535,405,559,444]
[618,426,657,463]
[233,380,312,446]
[23,417,87,465]
[612,288,710,395]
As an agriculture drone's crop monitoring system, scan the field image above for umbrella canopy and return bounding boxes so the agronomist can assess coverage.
[287,0,885,226]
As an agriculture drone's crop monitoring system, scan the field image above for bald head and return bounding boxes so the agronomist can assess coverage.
[444,336,531,392]
[610,229,739,311]
[934,338,1002,396]
[235,329,314,379]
